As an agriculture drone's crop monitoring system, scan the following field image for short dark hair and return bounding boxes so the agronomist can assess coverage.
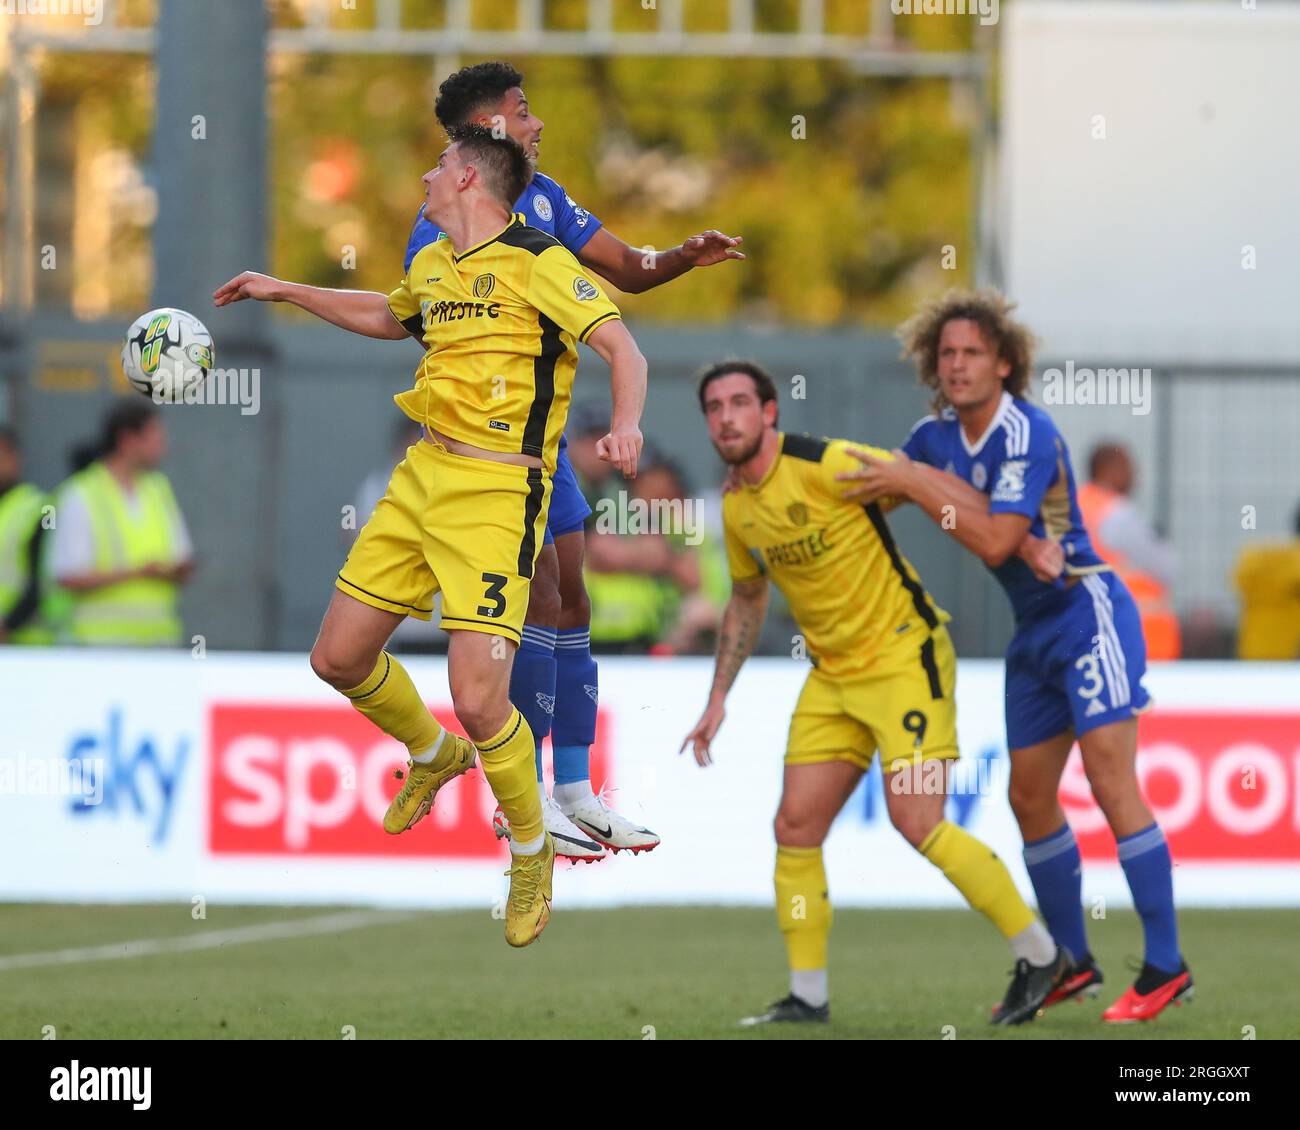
[435,61,525,130]
[101,397,157,455]
[447,123,533,211]
[0,425,18,454]
[1088,441,1128,480]
[696,359,779,418]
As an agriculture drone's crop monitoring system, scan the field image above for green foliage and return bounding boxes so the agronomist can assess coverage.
[270,53,973,327]
[29,9,976,327]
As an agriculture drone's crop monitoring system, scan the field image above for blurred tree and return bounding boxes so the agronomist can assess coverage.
[269,51,972,328]
[29,0,977,329]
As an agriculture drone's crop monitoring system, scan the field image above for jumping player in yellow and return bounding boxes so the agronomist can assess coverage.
[214,125,647,947]
[681,361,1065,1025]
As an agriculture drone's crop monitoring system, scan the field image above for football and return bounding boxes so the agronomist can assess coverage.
[121,307,215,402]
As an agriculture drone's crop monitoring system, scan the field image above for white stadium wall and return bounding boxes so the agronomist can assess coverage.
[1000,1,1300,365]
[2,651,1298,910]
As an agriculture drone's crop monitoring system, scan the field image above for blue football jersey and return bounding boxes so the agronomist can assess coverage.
[402,170,601,272]
[903,392,1109,621]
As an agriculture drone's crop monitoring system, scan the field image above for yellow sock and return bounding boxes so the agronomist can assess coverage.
[920,820,1035,938]
[477,707,544,846]
[341,652,446,762]
[775,845,832,971]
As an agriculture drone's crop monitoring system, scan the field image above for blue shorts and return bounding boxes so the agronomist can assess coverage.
[543,441,592,546]
[1004,571,1151,749]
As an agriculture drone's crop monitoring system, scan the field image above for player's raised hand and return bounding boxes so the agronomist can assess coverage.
[596,423,643,480]
[679,700,726,767]
[213,271,284,306]
[680,231,745,268]
[1017,534,1066,584]
[836,447,912,503]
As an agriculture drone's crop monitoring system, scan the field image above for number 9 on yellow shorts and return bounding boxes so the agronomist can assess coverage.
[785,625,960,772]
[336,439,551,643]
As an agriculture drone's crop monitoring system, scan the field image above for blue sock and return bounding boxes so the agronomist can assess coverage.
[509,624,556,782]
[1022,824,1089,963]
[553,627,597,787]
[1117,822,1181,973]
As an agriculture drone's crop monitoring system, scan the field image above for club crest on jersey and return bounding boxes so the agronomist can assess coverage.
[473,273,495,299]
[971,462,988,491]
[533,195,554,223]
[573,277,599,301]
[787,501,809,526]
[992,459,1027,502]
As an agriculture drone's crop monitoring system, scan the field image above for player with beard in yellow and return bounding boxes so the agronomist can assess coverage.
[681,360,1064,1025]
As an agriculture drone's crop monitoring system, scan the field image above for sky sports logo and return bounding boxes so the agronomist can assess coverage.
[50,1061,151,1110]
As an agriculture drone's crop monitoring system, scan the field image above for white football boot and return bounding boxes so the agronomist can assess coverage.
[559,790,661,855]
[493,795,608,863]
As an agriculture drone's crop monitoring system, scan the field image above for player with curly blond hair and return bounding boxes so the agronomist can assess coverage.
[838,289,1192,1025]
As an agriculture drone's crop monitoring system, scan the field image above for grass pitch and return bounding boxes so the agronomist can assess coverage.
[0,904,1294,1040]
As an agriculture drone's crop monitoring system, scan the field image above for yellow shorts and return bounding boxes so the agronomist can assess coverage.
[337,439,550,643]
[786,624,960,772]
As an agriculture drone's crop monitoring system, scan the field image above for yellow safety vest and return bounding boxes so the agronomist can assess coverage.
[60,464,185,646]
[0,482,54,645]
[588,571,676,646]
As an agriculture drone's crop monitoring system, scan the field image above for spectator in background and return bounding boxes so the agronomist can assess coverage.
[1078,442,1181,660]
[349,416,440,653]
[51,399,195,646]
[586,454,723,654]
[0,427,54,645]
[638,459,728,653]
[1233,502,1300,660]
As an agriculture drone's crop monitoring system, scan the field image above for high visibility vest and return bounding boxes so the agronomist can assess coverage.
[59,464,185,646]
[1078,482,1181,660]
[0,482,54,645]
[587,571,674,647]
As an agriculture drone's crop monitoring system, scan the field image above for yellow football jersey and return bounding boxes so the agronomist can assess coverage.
[387,213,621,471]
[723,433,950,677]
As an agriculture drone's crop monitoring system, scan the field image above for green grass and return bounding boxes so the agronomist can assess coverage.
[0,905,1295,1040]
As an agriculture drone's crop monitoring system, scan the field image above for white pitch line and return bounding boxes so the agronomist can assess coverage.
[0,909,418,972]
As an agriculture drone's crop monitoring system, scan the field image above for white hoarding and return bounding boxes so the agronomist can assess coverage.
[2,650,1298,909]
[1001,2,1300,364]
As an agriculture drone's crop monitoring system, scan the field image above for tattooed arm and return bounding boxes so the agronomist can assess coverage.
[679,575,770,766]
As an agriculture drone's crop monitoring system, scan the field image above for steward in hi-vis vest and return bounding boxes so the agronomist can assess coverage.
[50,400,194,647]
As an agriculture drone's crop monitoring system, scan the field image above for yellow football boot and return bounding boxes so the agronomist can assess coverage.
[382,734,477,834]
[504,833,555,947]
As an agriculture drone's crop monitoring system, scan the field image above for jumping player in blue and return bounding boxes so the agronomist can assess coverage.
[838,289,1191,1024]
[403,62,745,860]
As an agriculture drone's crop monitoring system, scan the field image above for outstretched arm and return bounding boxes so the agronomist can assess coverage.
[837,450,1059,574]
[579,228,745,294]
[213,271,409,341]
[679,575,770,766]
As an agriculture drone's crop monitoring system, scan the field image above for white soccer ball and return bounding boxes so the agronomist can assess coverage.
[121,307,214,403]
